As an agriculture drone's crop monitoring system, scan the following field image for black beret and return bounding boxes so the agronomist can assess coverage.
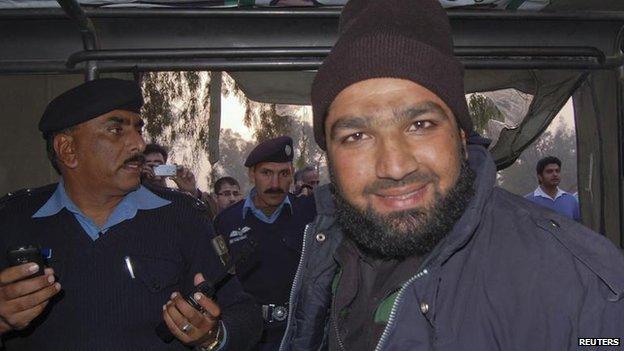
[38,78,143,137]
[245,136,294,167]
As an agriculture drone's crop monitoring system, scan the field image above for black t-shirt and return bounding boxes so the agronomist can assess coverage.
[330,239,423,351]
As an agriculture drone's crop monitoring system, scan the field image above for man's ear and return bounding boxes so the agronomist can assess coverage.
[459,129,469,160]
[54,132,79,170]
[248,167,255,185]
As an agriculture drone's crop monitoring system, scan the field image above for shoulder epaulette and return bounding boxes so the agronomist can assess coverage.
[145,185,208,212]
[0,184,57,210]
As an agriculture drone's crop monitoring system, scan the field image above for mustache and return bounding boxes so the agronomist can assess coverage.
[123,154,145,165]
[264,188,285,194]
[363,171,437,195]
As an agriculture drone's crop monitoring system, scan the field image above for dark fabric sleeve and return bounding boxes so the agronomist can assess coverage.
[575,277,624,348]
[178,207,263,351]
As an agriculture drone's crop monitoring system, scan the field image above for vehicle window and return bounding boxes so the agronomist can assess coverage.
[496,97,577,197]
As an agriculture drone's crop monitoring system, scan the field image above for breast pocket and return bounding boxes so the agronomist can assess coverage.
[130,255,183,293]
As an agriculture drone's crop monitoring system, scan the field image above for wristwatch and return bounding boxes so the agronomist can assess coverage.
[197,322,223,351]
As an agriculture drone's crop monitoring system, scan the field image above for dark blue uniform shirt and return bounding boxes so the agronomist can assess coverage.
[213,191,316,342]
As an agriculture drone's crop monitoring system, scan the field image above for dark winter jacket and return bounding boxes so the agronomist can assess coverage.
[280,145,624,351]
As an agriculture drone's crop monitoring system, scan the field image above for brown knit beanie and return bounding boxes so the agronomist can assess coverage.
[311,0,473,150]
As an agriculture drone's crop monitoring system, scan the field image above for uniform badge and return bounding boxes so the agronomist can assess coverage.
[285,145,292,156]
[229,226,251,244]
[211,235,231,268]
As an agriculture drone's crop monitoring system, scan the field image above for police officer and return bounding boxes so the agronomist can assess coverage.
[213,136,317,351]
[0,78,262,350]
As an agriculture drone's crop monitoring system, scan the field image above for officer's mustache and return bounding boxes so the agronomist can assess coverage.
[123,154,145,166]
[264,188,285,194]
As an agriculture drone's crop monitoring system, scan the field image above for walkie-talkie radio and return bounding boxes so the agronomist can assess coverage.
[155,239,256,343]
[6,245,46,278]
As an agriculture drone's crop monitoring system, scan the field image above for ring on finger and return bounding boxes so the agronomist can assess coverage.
[181,323,192,333]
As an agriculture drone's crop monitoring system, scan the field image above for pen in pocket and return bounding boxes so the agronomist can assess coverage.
[124,256,135,279]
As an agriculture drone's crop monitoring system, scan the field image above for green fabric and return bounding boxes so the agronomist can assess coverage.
[332,268,342,295]
[332,267,399,325]
[506,0,527,10]
[374,290,400,324]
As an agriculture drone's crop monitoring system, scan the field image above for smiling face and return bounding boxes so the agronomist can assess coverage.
[325,78,475,259]
[56,109,146,196]
[326,78,466,215]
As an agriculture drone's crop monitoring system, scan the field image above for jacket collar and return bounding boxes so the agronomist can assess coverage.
[313,184,336,216]
[436,145,496,265]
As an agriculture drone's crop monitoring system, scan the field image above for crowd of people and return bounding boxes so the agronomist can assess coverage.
[139,141,320,220]
[0,0,621,350]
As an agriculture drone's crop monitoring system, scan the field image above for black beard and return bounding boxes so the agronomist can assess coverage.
[331,159,476,261]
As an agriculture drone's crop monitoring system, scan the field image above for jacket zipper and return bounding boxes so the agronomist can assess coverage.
[373,268,430,351]
[330,285,347,351]
[279,223,313,351]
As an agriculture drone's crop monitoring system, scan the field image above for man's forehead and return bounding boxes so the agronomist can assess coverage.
[303,170,319,179]
[328,100,451,137]
[79,109,143,127]
[103,109,143,122]
[255,162,292,171]
[145,152,164,160]
[221,183,240,190]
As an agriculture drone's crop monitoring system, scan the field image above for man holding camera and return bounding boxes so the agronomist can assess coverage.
[141,143,218,219]
[0,78,262,350]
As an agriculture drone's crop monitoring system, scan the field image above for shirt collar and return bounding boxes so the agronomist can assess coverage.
[242,187,292,223]
[33,180,171,226]
[32,179,80,218]
[533,186,566,201]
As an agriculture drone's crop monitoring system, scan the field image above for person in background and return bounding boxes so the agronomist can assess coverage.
[0,78,262,351]
[141,143,169,188]
[141,143,201,198]
[293,166,320,196]
[142,143,217,218]
[525,156,580,221]
[213,136,316,351]
[214,176,243,214]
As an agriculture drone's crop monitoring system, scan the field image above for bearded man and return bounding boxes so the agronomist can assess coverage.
[279,0,624,350]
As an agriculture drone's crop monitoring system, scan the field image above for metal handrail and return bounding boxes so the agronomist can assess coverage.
[1,8,624,21]
[2,56,620,76]
[56,0,99,80]
[65,46,608,68]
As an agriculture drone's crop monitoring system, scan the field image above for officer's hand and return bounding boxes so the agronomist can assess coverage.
[141,164,156,180]
[163,273,221,347]
[173,166,198,196]
[0,264,61,332]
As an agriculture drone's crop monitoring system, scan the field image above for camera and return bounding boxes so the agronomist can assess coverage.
[6,245,46,278]
[153,164,177,177]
